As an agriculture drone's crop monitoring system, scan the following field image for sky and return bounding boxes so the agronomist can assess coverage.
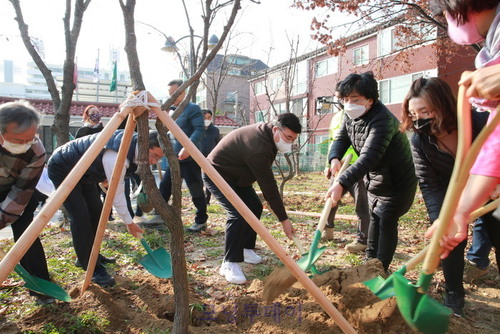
[0,0,335,99]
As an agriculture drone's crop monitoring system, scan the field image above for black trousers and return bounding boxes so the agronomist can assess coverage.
[160,159,208,225]
[203,174,262,262]
[48,166,106,273]
[1,190,50,292]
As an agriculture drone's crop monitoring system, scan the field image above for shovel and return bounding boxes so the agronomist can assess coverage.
[138,234,172,279]
[364,197,500,300]
[262,155,352,301]
[0,249,71,302]
[300,153,352,274]
[391,76,500,333]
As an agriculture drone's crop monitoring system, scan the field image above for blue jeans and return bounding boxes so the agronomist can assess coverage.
[202,173,262,263]
[466,217,492,269]
[160,159,208,225]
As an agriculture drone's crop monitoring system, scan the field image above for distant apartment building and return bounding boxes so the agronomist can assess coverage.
[248,20,477,171]
[0,60,131,103]
[198,54,268,125]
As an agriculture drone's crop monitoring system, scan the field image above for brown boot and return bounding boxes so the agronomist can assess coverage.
[321,227,334,241]
[345,241,367,253]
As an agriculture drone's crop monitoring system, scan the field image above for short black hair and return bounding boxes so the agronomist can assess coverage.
[274,113,302,134]
[168,79,183,87]
[338,71,379,103]
[148,130,160,148]
[202,109,213,116]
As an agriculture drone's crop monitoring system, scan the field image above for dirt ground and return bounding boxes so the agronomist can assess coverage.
[0,174,499,333]
[2,257,498,334]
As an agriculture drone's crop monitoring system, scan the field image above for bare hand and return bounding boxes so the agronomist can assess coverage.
[328,159,341,180]
[281,219,295,240]
[178,148,190,160]
[323,167,332,179]
[424,213,468,259]
[459,64,500,100]
[325,182,343,207]
[127,222,144,238]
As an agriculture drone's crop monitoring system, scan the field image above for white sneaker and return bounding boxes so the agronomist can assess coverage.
[243,249,262,264]
[219,262,246,284]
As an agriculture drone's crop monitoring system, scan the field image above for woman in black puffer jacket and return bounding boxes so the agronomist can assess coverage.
[326,71,417,272]
[400,77,495,317]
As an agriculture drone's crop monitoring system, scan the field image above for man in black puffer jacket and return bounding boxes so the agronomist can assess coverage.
[326,72,417,272]
[47,130,163,287]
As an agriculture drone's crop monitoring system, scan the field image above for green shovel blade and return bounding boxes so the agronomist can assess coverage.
[14,265,71,302]
[139,239,172,279]
[296,230,327,272]
[363,265,407,300]
[392,272,451,334]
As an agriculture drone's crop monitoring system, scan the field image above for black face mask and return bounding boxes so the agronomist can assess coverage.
[413,118,433,134]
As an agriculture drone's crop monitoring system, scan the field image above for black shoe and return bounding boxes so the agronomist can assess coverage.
[75,255,116,268]
[444,291,464,317]
[187,223,207,233]
[34,294,55,306]
[100,255,116,265]
[92,267,116,288]
[108,216,115,221]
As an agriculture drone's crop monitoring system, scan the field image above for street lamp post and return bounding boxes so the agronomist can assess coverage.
[136,21,219,79]
[162,34,219,79]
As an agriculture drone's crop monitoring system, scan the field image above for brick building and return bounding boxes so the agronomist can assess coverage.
[248,21,477,171]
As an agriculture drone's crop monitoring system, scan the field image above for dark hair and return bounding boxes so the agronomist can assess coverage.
[82,105,99,121]
[274,113,302,134]
[0,100,40,133]
[400,77,457,135]
[338,71,379,103]
[148,130,160,148]
[202,109,213,116]
[168,79,184,87]
[430,0,499,24]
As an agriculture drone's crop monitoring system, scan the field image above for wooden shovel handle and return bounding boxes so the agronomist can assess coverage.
[292,235,307,255]
[422,73,473,275]
[81,111,137,295]
[0,108,127,284]
[406,198,499,272]
[317,154,353,233]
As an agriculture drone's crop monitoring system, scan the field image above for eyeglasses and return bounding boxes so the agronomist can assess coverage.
[278,128,297,144]
[409,110,433,121]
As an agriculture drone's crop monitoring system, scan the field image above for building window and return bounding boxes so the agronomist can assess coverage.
[255,110,265,123]
[291,98,306,117]
[315,57,338,78]
[293,61,308,95]
[378,28,399,57]
[270,77,282,91]
[254,81,264,95]
[379,70,436,104]
[228,68,241,75]
[273,102,286,114]
[353,45,369,66]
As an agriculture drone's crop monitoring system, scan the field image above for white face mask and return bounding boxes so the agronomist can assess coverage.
[204,119,212,127]
[0,133,33,154]
[343,103,368,119]
[275,135,292,154]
